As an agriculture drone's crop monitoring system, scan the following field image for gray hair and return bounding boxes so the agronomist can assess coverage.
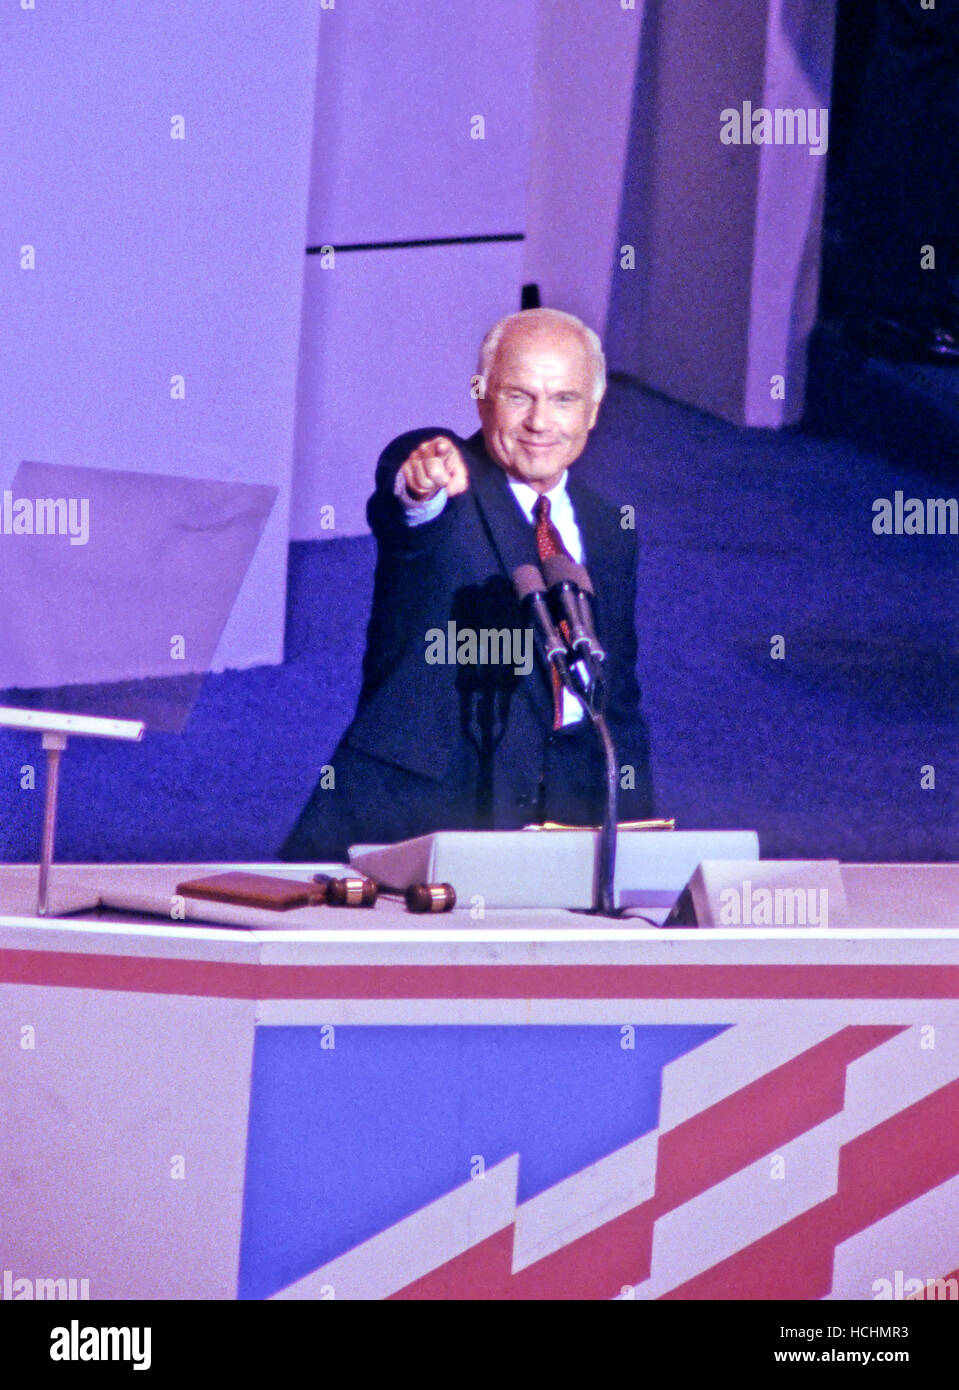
[477,308,607,404]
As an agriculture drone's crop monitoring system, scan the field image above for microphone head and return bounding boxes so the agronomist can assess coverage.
[568,560,594,596]
[541,553,582,589]
[512,563,547,601]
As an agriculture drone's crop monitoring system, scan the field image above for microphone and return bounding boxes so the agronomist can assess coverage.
[513,564,568,665]
[540,554,605,661]
[566,559,607,664]
[517,562,618,914]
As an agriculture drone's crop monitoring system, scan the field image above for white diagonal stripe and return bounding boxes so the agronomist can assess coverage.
[512,1129,659,1273]
[623,1116,842,1299]
[826,1171,959,1300]
[271,1155,518,1301]
[840,1024,959,1144]
[657,1021,843,1132]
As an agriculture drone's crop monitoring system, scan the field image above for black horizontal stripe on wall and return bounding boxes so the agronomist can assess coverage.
[306,233,524,254]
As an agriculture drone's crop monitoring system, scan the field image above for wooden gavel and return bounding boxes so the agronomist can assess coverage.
[312,874,456,913]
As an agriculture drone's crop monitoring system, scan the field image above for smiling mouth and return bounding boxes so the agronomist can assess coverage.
[520,440,558,449]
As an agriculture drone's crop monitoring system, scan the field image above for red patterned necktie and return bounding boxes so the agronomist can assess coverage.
[533,495,572,730]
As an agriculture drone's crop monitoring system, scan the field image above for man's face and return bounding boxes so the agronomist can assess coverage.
[477,327,602,492]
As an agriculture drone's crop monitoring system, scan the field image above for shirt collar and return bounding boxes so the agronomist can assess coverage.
[506,470,570,523]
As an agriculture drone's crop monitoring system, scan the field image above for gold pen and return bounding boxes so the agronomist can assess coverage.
[524,818,676,832]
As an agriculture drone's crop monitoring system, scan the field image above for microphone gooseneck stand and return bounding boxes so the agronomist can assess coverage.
[566,660,619,918]
[513,564,620,918]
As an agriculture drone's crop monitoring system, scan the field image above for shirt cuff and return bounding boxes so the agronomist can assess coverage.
[394,470,448,526]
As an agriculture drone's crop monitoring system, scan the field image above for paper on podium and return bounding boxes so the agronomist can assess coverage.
[349,829,760,910]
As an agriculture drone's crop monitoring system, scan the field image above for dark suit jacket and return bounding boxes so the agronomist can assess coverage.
[279,428,653,859]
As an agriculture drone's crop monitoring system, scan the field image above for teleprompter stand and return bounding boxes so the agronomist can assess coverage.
[0,707,144,917]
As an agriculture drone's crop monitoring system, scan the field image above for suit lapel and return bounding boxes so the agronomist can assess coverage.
[462,432,554,720]
[462,432,541,578]
[565,473,615,641]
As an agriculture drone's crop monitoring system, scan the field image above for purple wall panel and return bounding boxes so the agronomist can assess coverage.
[608,0,763,418]
[291,242,526,539]
[293,0,537,539]
[523,0,646,341]
[307,0,535,246]
[607,0,836,426]
[1,2,320,670]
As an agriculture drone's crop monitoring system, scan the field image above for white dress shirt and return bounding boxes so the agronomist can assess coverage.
[395,465,586,725]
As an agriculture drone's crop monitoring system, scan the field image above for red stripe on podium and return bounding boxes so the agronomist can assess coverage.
[2,951,959,1000]
[388,1026,902,1300]
[662,1076,959,1300]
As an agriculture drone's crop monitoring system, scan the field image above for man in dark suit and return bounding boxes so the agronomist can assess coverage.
[279,308,654,861]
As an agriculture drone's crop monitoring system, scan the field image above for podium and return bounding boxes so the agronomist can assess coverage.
[3,856,959,1300]
[350,828,760,911]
